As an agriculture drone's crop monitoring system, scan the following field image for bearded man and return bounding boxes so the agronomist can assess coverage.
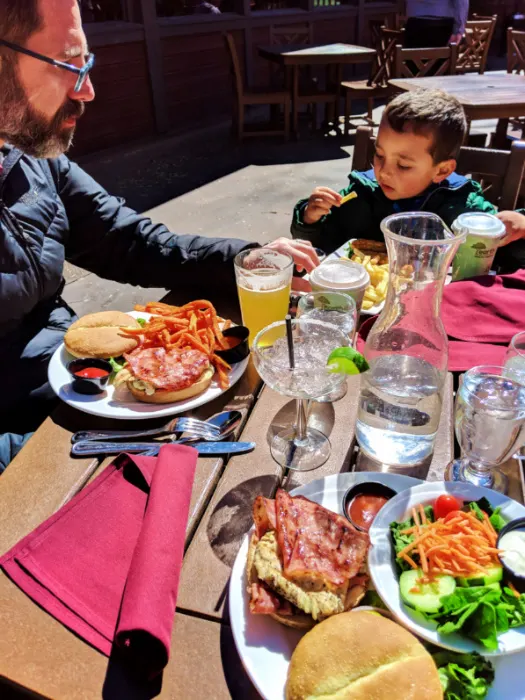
[0,0,318,471]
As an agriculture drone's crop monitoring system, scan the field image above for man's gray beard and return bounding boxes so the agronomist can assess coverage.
[0,61,83,158]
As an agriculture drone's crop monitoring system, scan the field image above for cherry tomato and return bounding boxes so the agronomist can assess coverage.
[434,494,463,519]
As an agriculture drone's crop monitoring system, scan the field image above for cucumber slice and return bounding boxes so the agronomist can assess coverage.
[399,570,456,613]
[457,565,503,588]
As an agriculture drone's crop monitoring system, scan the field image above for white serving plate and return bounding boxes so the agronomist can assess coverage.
[48,311,248,420]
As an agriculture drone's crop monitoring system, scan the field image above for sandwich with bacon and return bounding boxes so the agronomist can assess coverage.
[247,489,370,630]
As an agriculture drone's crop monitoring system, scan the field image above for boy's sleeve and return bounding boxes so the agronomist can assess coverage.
[290,176,372,253]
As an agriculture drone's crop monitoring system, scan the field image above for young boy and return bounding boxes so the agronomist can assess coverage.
[291,89,497,253]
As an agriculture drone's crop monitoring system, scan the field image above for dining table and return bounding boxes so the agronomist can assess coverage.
[389,72,525,148]
[257,43,376,135]
[1,289,524,699]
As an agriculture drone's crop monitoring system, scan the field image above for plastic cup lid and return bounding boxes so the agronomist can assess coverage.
[452,212,506,239]
[311,259,370,289]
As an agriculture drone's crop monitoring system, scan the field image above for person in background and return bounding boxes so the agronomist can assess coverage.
[404,0,469,47]
[194,0,222,14]
[495,210,525,272]
[0,0,318,472]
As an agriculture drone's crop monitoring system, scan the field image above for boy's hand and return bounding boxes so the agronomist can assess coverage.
[303,187,342,225]
[497,211,525,246]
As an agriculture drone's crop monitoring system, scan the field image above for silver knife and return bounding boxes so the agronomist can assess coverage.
[71,440,255,457]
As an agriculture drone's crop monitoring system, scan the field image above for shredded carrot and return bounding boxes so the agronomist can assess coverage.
[396,508,503,583]
[508,581,521,598]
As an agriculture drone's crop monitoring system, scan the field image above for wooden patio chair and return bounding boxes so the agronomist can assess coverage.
[352,126,525,210]
[394,43,459,79]
[269,22,312,46]
[456,16,497,74]
[493,29,525,147]
[341,27,403,136]
[224,33,290,142]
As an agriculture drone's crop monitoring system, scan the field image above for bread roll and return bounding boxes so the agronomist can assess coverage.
[286,610,443,700]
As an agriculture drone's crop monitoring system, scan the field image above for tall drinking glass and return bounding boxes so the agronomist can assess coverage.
[445,365,525,493]
[504,331,525,385]
[234,249,293,345]
[297,291,357,402]
[252,319,348,471]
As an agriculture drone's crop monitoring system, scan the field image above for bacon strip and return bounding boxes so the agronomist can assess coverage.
[253,496,277,539]
[249,583,293,615]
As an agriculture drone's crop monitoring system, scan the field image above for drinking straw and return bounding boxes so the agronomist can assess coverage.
[285,314,295,369]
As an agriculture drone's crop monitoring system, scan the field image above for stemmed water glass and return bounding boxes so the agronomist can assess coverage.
[252,318,348,471]
[445,365,525,493]
[296,291,357,403]
[504,331,525,385]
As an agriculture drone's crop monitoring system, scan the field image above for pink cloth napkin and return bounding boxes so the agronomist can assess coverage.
[357,270,525,371]
[0,444,197,679]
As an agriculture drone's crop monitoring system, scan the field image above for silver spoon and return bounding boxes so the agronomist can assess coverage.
[71,409,242,444]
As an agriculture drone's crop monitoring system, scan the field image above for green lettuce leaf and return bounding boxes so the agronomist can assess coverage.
[489,506,506,532]
[108,356,125,374]
[136,317,147,327]
[433,651,494,700]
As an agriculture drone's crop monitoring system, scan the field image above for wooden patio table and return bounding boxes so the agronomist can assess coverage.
[389,73,525,147]
[258,43,376,135]
[1,319,524,697]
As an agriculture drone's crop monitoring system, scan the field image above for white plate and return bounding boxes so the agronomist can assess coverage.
[228,472,422,700]
[369,481,525,656]
[48,311,249,420]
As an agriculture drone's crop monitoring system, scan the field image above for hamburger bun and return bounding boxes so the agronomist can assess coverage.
[286,611,443,700]
[127,365,214,404]
[65,311,140,359]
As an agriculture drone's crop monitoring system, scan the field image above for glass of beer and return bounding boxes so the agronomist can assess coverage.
[234,248,294,344]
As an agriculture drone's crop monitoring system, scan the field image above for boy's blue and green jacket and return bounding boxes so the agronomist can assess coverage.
[291,169,497,253]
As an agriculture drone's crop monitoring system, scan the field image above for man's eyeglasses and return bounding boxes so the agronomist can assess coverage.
[0,39,95,93]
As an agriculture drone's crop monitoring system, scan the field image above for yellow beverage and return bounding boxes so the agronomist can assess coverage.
[238,281,291,344]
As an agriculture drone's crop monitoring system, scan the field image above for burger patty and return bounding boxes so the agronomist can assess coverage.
[124,347,210,391]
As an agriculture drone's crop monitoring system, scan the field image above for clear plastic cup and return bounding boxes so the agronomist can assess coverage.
[451,213,506,281]
[309,259,370,315]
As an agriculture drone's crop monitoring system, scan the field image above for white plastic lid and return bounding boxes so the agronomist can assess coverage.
[310,259,370,290]
[452,212,506,239]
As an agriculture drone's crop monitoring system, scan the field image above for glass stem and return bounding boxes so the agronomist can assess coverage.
[463,457,493,484]
[295,399,308,441]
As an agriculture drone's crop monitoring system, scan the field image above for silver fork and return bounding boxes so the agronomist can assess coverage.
[71,417,220,444]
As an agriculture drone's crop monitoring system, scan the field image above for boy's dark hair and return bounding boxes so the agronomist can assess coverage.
[383,89,467,163]
[0,0,43,59]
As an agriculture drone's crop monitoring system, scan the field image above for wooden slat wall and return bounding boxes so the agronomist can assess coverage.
[71,3,399,155]
[72,42,155,156]
[162,30,242,130]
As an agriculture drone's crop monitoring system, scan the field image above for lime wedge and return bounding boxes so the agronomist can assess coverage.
[327,347,370,374]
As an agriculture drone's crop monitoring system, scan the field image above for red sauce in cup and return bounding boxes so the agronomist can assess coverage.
[348,493,389,531]
[74,367,110,379]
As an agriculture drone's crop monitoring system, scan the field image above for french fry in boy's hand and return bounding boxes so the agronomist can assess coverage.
[340,191,358,205]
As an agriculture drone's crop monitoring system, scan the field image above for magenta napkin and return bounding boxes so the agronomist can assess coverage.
[0,444,197,678]
[357,270,525,371]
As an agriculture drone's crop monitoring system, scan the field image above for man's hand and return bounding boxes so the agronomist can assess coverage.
[497,211,525,246]
[448,32,463,44]
[266,238,320,273]
[303,187,342,225]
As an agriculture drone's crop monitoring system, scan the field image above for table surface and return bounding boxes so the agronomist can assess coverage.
[1,299,524,698]
[389,72,525,118]
[258,42,376,66]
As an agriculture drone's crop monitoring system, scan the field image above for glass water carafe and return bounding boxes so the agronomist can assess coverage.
[356,213,466,466]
